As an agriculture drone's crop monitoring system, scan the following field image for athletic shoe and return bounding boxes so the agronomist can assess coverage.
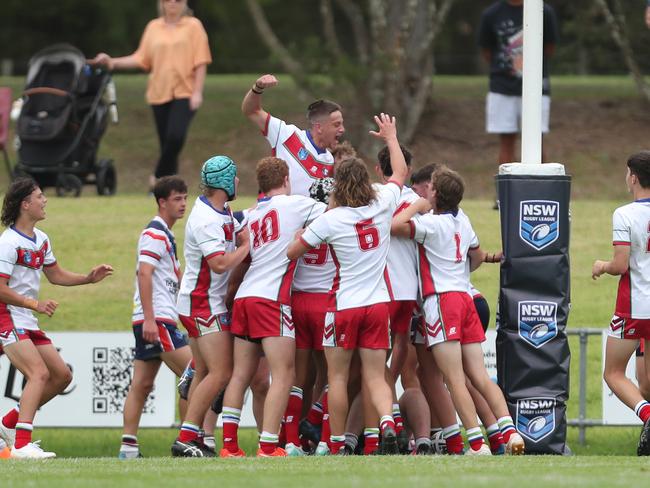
[397,429,410,454]
[171,439,207,458]
[10,441,56,459]
[314,442,330,456]
[466,443,492,456]
[430,431,447,455]
[637,418,650,456]
[0,439,10,459]
[203,435,216,451]
[256,447,287,457]
[299,418,321,445]
[284,443,306,456]
[118,446,143,459]
[0,423,15,448]
[505,433,525,455]
[379,427,398,455]
[343,443,355,456]
[219,448,246,458]
[491,443,506,456]
[414,443,432,455]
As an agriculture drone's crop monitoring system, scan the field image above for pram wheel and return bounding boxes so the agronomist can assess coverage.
[55,173,82,197]
[96,159,116,196]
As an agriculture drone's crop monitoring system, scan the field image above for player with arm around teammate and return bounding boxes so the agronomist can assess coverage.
[593,151,650,456]
[287,113,408,455]
[242,74,344,196]
[171,156,250,457]
[0,178,113,459]
[119,176,192,459]
[392,167,524,455]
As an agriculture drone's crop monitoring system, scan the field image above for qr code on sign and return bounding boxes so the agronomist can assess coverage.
[92,347,156,414]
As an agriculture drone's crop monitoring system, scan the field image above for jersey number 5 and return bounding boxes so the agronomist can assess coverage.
[355,218,380,251]
[250,210,280,249]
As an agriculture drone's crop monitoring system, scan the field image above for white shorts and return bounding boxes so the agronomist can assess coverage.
[486,92,550,134]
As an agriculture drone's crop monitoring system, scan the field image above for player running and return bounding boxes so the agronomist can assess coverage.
[220,157,326,458]
[287,113,407,455]
[242,74,344,196]
[119,176,192,459]
[171,156,250,457]
[593,151,650,456]
[0,178,113,459]
[392,166,524,455]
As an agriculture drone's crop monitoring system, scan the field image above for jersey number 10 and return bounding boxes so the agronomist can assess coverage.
[250,210,280,248]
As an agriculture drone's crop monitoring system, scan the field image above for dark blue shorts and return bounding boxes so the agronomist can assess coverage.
[132,321,188,361]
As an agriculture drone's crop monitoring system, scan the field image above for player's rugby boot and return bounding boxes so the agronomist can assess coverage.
[379,427,398,455]
[219,448,246,458]
[637,418,650,456]
[0,439,11,459]
[299,418,321,446]
[414,442,432,455]
[505,432,525,455]
[10,441,56,459]
[118,445,143,459]
[466,443,492,456]
[284,442,306,456]
[0,422,15,448]
[171,439,206,457]
[397,428,410,454]
[314,441,330,456]
[256,447,287,457]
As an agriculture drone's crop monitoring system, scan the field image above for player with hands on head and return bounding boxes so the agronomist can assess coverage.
[0,178,112,459]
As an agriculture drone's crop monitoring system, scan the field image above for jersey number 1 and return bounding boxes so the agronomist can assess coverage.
[250,210,280,248]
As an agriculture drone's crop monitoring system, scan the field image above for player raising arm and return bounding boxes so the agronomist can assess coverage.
[0,178,112,459]
[287,113,408,455]
[593,151,650,456]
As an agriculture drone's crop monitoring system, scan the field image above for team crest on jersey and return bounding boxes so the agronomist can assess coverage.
[519,200,559,251]
[16,245,46,270]
[298,148,309,161]
[518,300,558,348]
[516,397,556,443]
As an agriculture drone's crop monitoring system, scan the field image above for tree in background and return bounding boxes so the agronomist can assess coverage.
[245,0,455,152]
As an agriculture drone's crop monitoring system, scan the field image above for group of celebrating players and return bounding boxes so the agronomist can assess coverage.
[0,73,649,459]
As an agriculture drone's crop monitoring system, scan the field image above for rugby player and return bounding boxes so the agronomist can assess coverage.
[593,151,650,456]
[0,178,113,459]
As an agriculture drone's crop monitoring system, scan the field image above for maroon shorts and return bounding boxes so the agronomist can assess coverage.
[388,300,417,335]
[323,302,390,350]
[232,297,294,340]
[422,292,485,348]
[292,292,327,350]
[608,315,650,341]
[0,327,52,350]
[180,312,231,339]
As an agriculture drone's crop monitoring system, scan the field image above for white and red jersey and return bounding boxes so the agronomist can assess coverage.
[0,226,56,330]
[612,199,650,318]
[263,114,334,196]
[292,243,336,294]
[132,216,181,325]
[469,283,482,299]
[386,185,420,301]
[177,196,242,318]
[301,182,402,311]
[410,208,479,298]
[236,194,325,304]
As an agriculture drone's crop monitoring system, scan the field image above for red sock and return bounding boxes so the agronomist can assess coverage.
[329,435,345,454]
[260,432,278,455]
[2,408,19,430]
[14,422,32,449]
[636,401,650,423]
[223,422,239,452]
[379,416,396,435]
[178,422,199,443]
[488,431,504,452]
[363,428,379,455]
[321,393,331,448]
[445,433,464,455]
[306,401,324,426]
[284,387,303,445]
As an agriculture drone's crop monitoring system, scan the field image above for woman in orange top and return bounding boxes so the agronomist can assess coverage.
[93,0,212,190]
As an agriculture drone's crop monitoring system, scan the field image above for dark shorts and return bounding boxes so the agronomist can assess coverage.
[132,321,188,361]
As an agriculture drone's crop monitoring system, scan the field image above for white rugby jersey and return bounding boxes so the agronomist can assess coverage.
[612,199,650,318]
[263,114,335,196]
[0,226,56,330]
[292,243,336,293]
[301,182,402,311]
[236,194,325,304]
[386,186,420,301]
[177,196,241,318]
[410,208,479,297]
[132,216,181,324]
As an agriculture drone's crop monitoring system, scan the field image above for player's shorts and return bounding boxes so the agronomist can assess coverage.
[292,291,327,350]
[608,315,650,341]
[232,297,294,341]
[486,92,550,134]
[323,302,390,350]
[180,312,232,339]
[637,341,645,357]
[421,292,485,348]
[0,326,52,349]
[132,321,188,361]
[388,300,417,335]
[411,312,426,346]
[473,295,490,333]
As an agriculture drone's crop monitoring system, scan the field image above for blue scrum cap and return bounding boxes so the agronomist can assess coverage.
[201,155,237,200]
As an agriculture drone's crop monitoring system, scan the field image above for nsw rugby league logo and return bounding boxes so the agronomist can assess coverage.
[519,200,559,251]
[516,397,556,443]
[518,300,558,349]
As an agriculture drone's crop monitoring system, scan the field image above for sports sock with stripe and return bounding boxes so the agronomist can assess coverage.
[259,431,279,455]
[178,421,200,443]
[443,424,464,454]
[222,407,242,453]
[379,415,396,435]
[284,386,303,446]
[329,434,345,454]
[14,422,32,449]
[486,423,504,453]
[635,400,650,423]
[497,416,517,443]
[466,426,485,451]
[306,401,324,426]
[392,404,404,434]
[363,428,379,455]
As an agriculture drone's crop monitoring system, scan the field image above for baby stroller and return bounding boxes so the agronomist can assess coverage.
[14,44,117,197]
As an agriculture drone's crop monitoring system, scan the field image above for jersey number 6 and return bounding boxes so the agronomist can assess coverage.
[355,218,380,251]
